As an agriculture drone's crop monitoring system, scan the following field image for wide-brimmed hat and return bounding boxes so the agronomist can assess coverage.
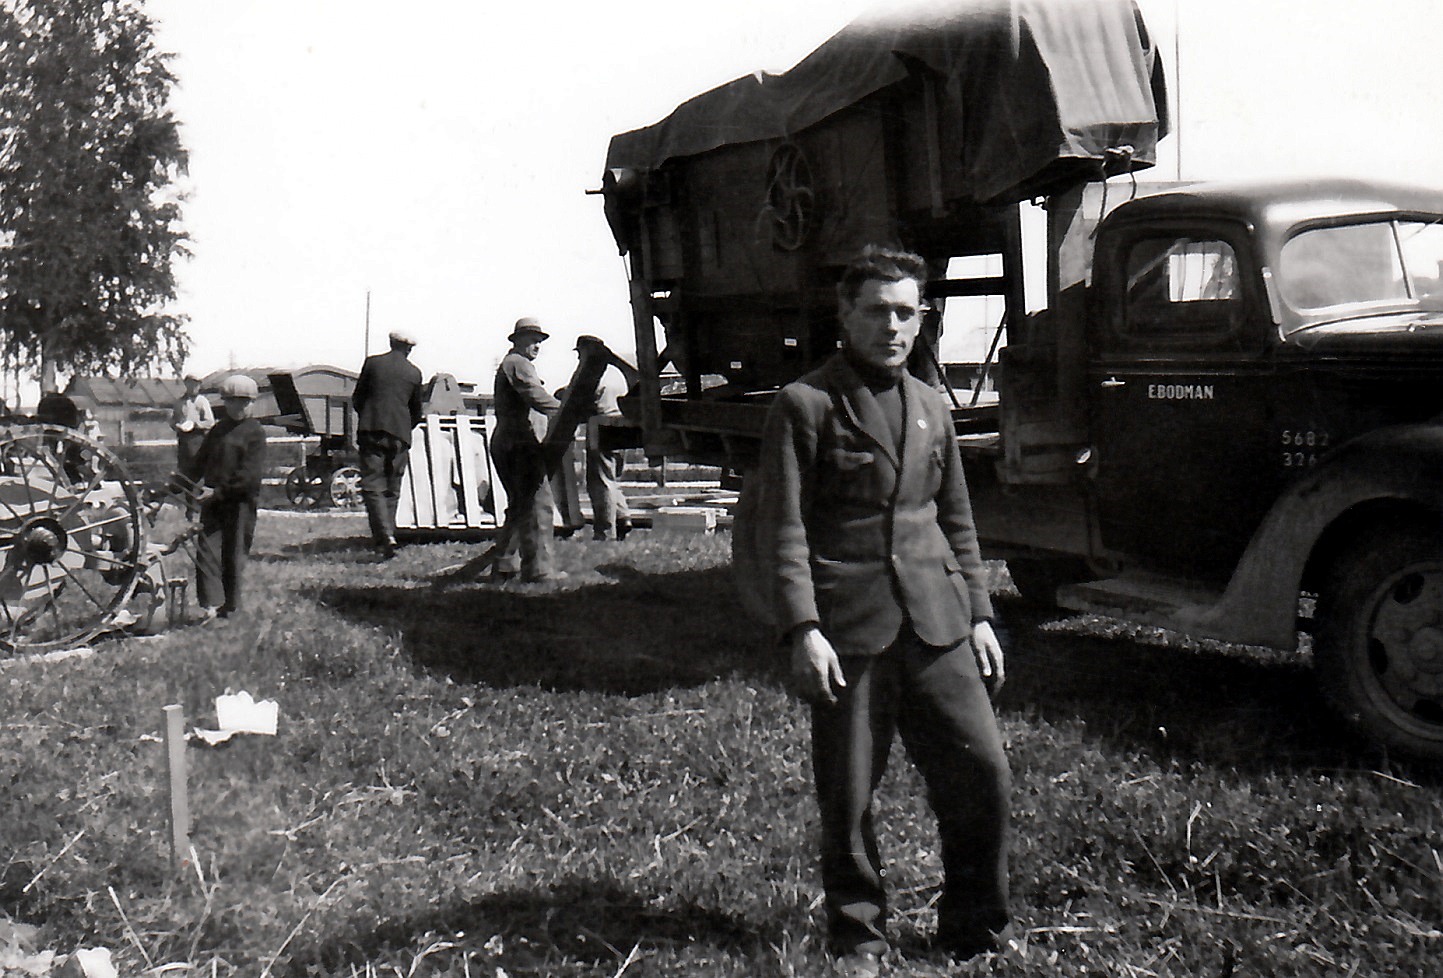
[508,317,549,343]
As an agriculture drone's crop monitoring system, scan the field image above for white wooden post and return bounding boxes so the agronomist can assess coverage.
[163,704,190,864]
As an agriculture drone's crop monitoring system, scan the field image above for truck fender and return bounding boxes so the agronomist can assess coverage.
[1177,423,1443,649]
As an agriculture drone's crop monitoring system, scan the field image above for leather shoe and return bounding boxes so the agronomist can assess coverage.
[935,923,1012,961]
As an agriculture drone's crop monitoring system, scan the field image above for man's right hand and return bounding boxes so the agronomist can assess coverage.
[790,625,847,705]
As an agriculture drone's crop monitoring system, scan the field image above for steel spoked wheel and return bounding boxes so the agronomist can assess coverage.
[327,465,363,509]
[1316,525,1443,758]
[285,466,324,507]
[0,426,146,654]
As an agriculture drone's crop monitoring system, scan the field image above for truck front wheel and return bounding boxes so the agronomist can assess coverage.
[1315,526,1443,759]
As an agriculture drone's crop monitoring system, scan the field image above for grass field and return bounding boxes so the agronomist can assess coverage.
[2,512,1441,977]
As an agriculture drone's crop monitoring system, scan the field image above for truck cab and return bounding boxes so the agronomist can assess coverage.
[995,178,1443,756]
[1086,179,1443,574]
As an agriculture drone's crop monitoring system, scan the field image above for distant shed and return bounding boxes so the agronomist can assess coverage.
[65,364,361,445]
[63,376,187,444]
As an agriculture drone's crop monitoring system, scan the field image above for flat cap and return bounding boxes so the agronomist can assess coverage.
[219,374,259,400]
[388,328,418,347]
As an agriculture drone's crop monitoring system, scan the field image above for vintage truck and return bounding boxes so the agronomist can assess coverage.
[595,0,1443,758]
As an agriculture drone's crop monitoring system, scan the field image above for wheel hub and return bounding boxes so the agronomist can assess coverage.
[1372,570,1443,700]
[19,518,68,565]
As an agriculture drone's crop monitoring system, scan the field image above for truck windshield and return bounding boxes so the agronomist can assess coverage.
[1279,218,1443,329]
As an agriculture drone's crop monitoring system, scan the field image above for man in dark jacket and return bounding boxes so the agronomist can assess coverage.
[353,329,423,559]
[752,247,1010,975]
[188,374,267,620]
[491,317,562,581]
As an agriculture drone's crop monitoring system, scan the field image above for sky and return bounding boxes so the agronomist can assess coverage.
[136,0,1443,394]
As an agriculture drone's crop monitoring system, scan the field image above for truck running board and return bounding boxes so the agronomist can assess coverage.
[1056,573,1224,623]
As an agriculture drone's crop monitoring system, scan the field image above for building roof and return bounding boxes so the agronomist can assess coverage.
[66,364,361,409]
[65,376,188,409]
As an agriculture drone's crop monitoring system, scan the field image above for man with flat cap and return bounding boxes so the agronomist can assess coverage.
[491,317,562,581]
[353,329,424,559]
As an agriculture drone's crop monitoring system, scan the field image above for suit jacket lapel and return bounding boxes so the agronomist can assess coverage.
[825,355,899,469]
[898,373,932,487]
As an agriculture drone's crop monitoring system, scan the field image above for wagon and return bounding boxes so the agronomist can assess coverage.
[268,371,363,509]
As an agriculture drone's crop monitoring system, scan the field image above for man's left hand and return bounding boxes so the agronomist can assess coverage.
[971,620,1004,692]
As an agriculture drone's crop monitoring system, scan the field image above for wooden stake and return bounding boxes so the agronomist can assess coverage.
[163,704,190,864]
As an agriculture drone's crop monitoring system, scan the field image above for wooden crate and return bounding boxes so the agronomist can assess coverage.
[396,414,500,531]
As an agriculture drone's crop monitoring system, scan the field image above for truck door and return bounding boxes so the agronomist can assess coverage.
[1088,223,1274,579]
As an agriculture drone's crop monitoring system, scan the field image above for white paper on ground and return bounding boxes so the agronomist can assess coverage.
[192,690,279,745]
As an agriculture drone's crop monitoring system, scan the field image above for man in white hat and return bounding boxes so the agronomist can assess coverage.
[170,372,214,474]
[490,317,562,581]
[186,374,267,620]
[353,329,423,559]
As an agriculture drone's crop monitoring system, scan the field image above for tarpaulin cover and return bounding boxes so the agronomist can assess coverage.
[605,0,1168,204]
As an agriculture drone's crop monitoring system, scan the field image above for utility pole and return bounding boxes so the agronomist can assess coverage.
[1173,0,1182,180]
[363,290,372,359]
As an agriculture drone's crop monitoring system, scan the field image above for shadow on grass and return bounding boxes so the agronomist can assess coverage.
[286,877,777,976]
[272,534,376,557]
[990,598,1437,776]
[311,562,1425,772]
[309,565,783,696]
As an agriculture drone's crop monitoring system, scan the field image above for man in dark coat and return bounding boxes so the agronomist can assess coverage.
[188,374,267,620]
[751,247,1010,975]
[353,329,424,559]
[490,317,562,581]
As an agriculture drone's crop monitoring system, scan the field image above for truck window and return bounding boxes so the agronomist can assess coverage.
[1123,237,1241,339]
[1279,221,1407,313]
[1398,220,1443,302]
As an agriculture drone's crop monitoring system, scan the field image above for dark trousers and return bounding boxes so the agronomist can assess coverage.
[176,431,205,475]
[195,497,257,612]
[492,441,554,577]
[811,627,1010,955]
[359,431,409,545]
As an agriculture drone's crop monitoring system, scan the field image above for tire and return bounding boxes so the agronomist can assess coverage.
[1315,524,1443,759]
[327,465,363,509]
[285,466,323,507]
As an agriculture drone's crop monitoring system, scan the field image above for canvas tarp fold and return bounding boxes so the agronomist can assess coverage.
[605,0,1168,204]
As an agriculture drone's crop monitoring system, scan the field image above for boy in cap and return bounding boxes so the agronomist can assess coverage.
[353,329,424,559]
[491,317,562,581]
[187,374,268,620]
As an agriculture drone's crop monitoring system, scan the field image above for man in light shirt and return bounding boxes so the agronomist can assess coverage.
[171,373,214,474]
[575,334,634,541]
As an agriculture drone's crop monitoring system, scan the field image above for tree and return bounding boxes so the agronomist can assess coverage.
[0,0,189,392]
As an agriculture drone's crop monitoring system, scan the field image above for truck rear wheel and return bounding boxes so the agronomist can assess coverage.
[1315,525,1443,759]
